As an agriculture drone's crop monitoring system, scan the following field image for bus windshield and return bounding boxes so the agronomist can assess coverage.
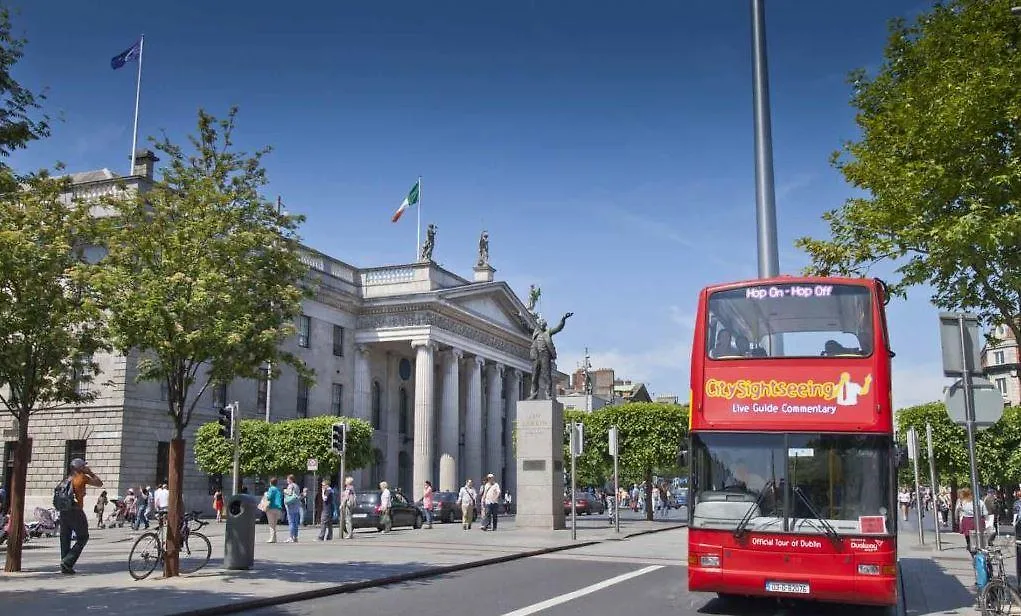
[707,283,873,359]
[690,432,892,535]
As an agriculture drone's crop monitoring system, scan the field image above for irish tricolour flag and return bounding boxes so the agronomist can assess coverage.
[391,179,420,222]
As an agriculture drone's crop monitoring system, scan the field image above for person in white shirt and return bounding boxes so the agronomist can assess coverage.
[153,483,170,512]
[458,479,477,530]
[481,474,502,531]
[378,481,392,534]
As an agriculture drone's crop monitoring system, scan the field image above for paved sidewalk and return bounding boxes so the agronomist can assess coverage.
[897,523,1013,616]
[0,514,684,616]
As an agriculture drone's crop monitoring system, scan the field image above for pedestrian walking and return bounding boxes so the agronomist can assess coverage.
[93,491,108,529]
[458,479,477,530]
[481,474,502,531]
[422,480,434,529]
[318,479,335,541]
[339,477,355,539]
[212,490,224,523]
[261,477,284,543]
[59,458,103,574]
[284,475,302,543]
[378,481,392,533]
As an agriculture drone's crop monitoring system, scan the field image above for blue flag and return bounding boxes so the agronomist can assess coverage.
[111,39,141,70]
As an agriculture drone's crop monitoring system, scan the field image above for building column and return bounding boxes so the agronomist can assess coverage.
[384,352,400,490]
[439,348,462,492]
[464,355,484,482]
[353,344,372,422]
[486,362,504,481]
[505,368,522,500]
[412,341,436,501]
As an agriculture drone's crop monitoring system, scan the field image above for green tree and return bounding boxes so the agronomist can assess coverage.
[93,108,309,577]
[796,0,1021,341]
[194,416,373,480]
[0,2,64,573]
[0,174,107,572]
[564,402,688,520]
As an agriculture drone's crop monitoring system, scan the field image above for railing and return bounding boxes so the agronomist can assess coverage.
[362,267,416,285]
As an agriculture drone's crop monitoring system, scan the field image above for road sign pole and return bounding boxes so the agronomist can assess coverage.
[959,315,985,550]
[910,428,924,544]
[231,401,241,496]
[570,421,577,541]
[926,422,943,550]
[610,425,620,534]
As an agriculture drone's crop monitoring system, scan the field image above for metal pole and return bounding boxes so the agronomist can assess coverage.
[129,35,144,176]
[416,176,422,261]
[911,428,924,544]
[750,0,779,279]
[570,422,577,541]
[926,422,942,550]
[339,424,346,536]
[612,425,620,534]
[231,401,241,496]
[960,314,985,550]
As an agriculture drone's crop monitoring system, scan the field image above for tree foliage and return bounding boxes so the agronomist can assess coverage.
[93,107,310,576]
[194,416,373,479]
[796,0,1021,337]
[896,402,1021,488]
[564,402,688,518]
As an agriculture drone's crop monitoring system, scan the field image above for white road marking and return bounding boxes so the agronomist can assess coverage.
[499,565,664,616]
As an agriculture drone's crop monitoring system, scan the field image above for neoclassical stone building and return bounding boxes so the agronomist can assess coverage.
[1,158,538,510]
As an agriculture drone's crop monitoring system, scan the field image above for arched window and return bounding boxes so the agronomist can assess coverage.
[371,380,382,429]
[398,387,408,434]
[371,448,385,487]
[398,451,411,495]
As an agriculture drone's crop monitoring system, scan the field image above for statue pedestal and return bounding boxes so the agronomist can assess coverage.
[514,399,566,530]
[473,264,495,283]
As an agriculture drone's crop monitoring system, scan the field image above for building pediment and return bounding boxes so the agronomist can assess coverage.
[442,287,532,334]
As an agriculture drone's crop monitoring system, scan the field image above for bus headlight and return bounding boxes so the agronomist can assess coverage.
[700,554,721,568]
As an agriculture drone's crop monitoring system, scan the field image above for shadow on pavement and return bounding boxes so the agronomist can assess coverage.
[697,595,896,615]
[0,560,446,616]
[899,556,976,615]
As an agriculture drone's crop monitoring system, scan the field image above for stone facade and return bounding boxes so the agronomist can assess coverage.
[982,324,1021,407]
[0,164,540,513]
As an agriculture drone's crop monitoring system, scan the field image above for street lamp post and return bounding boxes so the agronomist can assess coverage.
[751,0,780,279]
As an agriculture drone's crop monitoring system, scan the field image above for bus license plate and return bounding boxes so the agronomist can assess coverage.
[765,581,810,594]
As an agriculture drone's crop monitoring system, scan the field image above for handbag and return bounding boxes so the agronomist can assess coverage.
[257,495,269,512]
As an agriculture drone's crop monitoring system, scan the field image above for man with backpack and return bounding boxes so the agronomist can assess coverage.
[54,458,103,574]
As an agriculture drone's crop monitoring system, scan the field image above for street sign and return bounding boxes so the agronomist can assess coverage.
[945,377,1005,427]
[570,423,584,457]
[608,425,618,457]
[938,313,983,377]
[307,458,318,472]
[906,427,917,461]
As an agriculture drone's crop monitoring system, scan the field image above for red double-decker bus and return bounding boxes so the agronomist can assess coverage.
[686,276,897,607]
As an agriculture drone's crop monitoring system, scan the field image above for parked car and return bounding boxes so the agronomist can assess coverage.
[415,491,461,523]
[347,492,423,531]
[563,492,605,516]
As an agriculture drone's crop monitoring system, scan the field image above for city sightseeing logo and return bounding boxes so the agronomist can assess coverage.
[705,373,873,415]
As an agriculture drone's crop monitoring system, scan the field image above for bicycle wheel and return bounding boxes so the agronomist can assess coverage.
[179,532,211,575]
[980,579,1021,615]
[128,532,162,580]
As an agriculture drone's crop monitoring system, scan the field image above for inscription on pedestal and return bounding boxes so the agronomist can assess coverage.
[522,460,546,471]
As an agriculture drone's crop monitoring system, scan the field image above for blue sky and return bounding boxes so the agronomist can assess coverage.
[10,0,947,407]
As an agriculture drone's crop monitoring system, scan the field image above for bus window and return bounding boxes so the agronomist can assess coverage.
[707,283,873,359]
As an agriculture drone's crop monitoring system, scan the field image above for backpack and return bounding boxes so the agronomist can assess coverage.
[53,478,76,512]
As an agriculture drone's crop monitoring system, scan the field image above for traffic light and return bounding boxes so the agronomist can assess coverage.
[218,405,233,439]
[332,422,347,454]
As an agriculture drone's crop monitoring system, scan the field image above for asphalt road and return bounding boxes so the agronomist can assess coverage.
[244,530,898,616]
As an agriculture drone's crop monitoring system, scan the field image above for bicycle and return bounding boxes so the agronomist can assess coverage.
[977,545,1021,615]
[128,509,212,580]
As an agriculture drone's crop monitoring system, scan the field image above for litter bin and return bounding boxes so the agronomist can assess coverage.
[224,494,260,570]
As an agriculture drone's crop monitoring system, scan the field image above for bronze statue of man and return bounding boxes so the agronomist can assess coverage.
[528,312,573,401]
[420,223,437,262]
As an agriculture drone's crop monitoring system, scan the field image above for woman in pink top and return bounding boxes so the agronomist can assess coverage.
[422,480,434,529]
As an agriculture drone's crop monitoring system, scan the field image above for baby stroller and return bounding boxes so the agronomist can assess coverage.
[29,507,58,538]
[105,497,128,528]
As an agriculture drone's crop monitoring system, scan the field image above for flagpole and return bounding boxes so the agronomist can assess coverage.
[129,35,144,176]
[416,176,422,261]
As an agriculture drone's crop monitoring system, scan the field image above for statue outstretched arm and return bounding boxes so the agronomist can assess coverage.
[549,312,573,335]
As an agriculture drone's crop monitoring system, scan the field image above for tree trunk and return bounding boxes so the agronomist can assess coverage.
[3,426,31,573]
[162,438,185,578]
[950,476,959,533]
[644,468,654,521]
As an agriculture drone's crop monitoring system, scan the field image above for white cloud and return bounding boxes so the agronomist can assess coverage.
[892,362,949,410]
